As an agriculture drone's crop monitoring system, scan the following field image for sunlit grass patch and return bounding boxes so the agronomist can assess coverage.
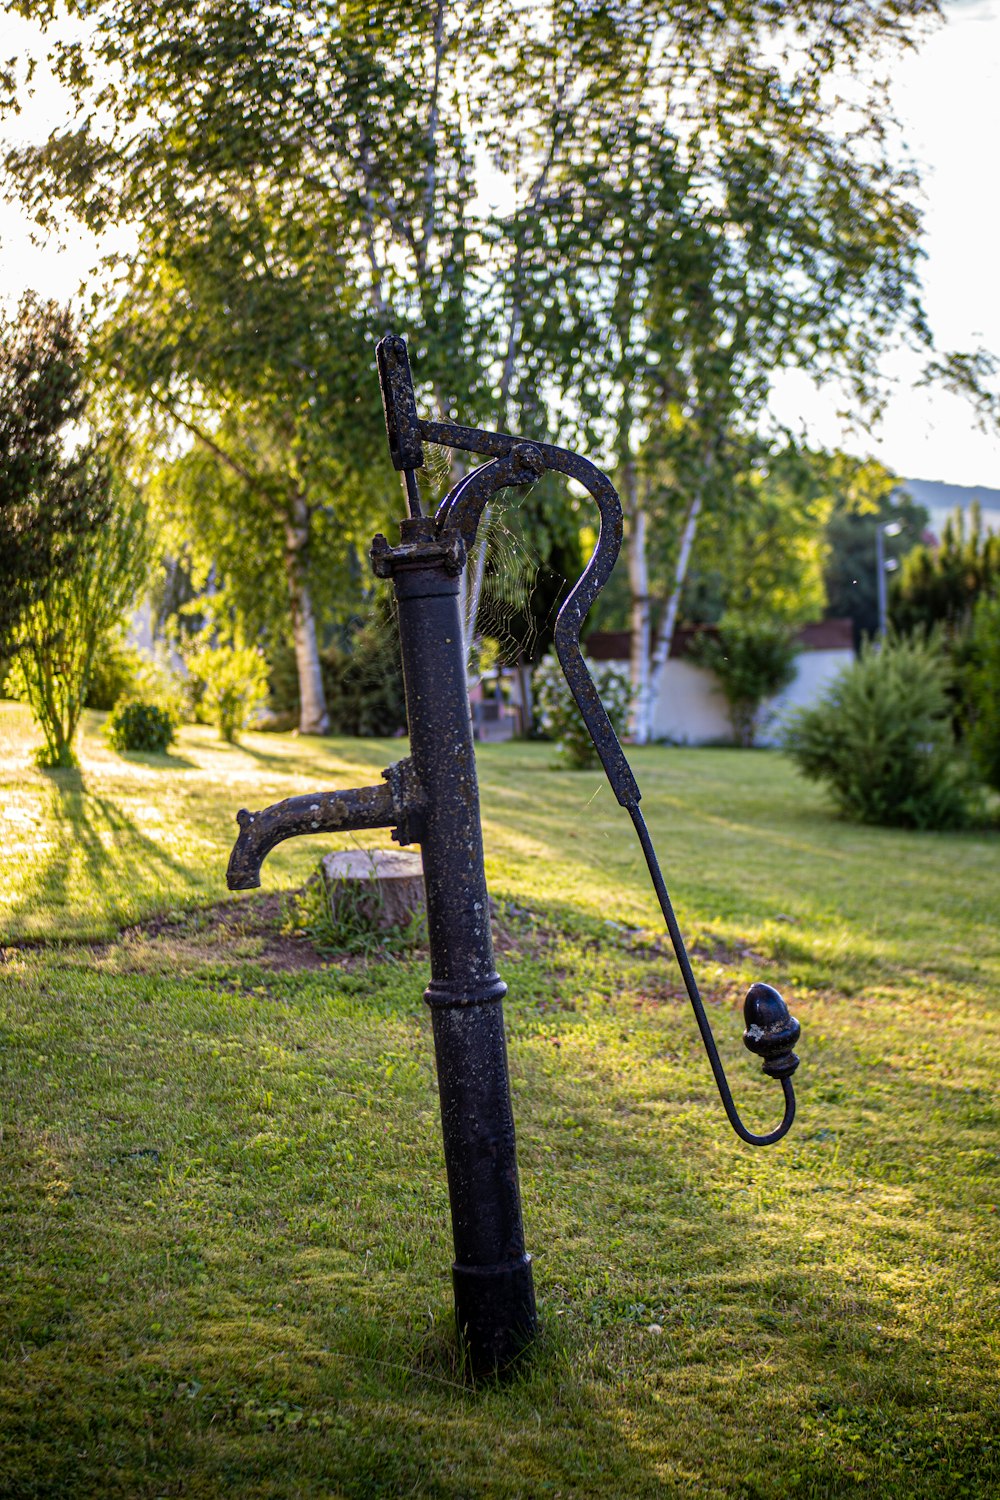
[1,700,998,1497]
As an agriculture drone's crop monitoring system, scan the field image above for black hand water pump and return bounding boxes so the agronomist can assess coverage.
[226,335,801,1379]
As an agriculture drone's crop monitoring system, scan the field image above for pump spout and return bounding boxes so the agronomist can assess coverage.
[227,782,397,890]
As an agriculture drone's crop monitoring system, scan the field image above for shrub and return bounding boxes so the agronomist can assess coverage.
[692,616,798,747]
[784,634,975,829]
[184,640,269,743]
[965,592,1000,793]
[533,653,633,769]
[105,700,174,754]
[85,635,187,719]
[7,487,149,767]
[85,634,146,710]
[892,502,1000,638]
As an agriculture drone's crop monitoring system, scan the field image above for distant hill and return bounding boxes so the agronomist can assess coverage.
[898,478,1000,539]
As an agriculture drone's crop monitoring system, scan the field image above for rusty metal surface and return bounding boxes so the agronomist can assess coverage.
[379,525,537,1374]
[376,335,425,481]
[226,782,397,890]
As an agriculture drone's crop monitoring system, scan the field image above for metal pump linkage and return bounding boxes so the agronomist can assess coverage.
[226,333,801,1379]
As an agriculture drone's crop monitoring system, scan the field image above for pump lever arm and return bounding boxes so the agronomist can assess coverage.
[629,806,800,1146]
[373,333,799,1147]
[432,428,801,1145]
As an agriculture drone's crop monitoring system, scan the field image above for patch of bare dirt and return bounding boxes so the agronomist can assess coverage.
[115,892,332,972]
[489,898,557,962]
[7,890,604,982]
[104,891,560,976]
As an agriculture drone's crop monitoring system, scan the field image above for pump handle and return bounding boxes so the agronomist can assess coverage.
[375,333,800,1147]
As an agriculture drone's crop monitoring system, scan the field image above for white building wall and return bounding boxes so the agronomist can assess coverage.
[595,648,855,746]
[651,659,732,745]
[760,648,854,745]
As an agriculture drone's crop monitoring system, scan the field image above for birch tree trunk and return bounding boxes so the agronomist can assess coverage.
[284,495,330,736]
[645,490,704,740]
[625,462,652,744]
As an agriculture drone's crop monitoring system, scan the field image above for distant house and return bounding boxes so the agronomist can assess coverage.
[585,620,855,746]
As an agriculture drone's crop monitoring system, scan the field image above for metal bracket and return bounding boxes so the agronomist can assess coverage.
[384,757,427,847]
[371,528,466,580]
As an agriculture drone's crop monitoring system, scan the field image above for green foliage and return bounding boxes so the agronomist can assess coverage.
[283,862,425,962]
[105,700,175,754]
[824,475,928,648]
[0,293,112,649]
[183,638,269,744]
[965,592,1000,793]
[266,599,407,737]
[892,503,1000,638]
[86,631,188,723]
[693,617,798,748]
[682,440,839,629]
[533,654,633,770]
[5,0,959,731]
[85,634,149,711]
[784,635,976,830]
[143,425,385,661]
[7,488,150,767]
[322,599,407,738]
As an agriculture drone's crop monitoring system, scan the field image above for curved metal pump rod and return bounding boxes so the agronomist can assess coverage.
[376,334,800,1147]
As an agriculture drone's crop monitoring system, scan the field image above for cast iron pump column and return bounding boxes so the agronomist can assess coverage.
[371,504,538,1372]
[225,333,801,1379]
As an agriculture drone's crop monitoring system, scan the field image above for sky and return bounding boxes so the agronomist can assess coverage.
[1,1,1000,490]
[768,0,1000,490]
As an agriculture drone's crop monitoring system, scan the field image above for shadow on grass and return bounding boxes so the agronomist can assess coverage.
[13,768,205,935]
[114,748,198,770]
[237,735,405,781]
[228,740,304,774]
[1,938,997,1498]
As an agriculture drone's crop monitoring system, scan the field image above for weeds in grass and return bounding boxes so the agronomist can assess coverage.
[281,852,426,961]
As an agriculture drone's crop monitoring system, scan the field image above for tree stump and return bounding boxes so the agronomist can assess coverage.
[319,849,425,932]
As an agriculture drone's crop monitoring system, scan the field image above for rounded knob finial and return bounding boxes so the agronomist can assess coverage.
[742,982,800,1079]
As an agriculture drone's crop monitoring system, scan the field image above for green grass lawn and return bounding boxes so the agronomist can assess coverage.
[1,700,998,1498]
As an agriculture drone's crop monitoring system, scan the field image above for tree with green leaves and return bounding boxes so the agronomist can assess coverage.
[492,3,973,739]
[680,440,839,630]
[5,0,980,752]
[8,486,150,767]
[3,1,530,726]
[0,293,111,650]
[95,230,382,736]
[5,4,406,732]
[891,503,1000,638]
